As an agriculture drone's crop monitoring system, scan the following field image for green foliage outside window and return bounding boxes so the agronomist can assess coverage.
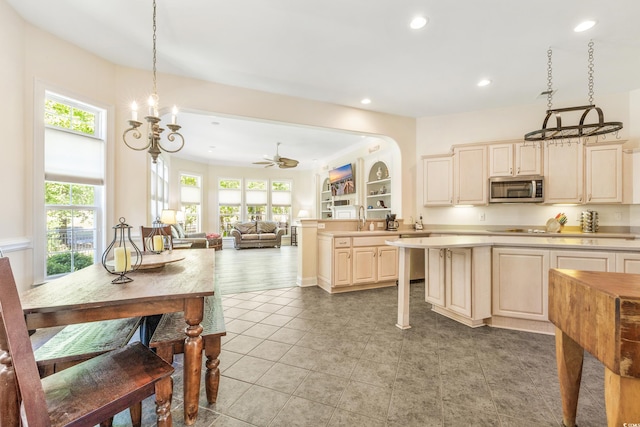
[47,252,94,276]
[180,175,199,186]
[45,99,96,135]
[247,180,266,190]
[219,179,241,189]
[272,181,291,191]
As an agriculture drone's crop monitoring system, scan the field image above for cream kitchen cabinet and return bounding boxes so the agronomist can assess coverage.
[550,250,614,272]
[544,142,584,204]
[489,142,542,177]
[422,155,453,206]
[352,245,398,284]
[425,246,491,327]
[615,252,640,273]
[317,234,398,293]
[585,143,622,203]
[492,248,550,322]
[454,145,487,205]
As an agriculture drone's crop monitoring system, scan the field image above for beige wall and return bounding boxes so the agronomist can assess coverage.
[0,1,416,288]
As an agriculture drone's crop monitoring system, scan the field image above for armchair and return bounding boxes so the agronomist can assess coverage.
[170,223,207,248]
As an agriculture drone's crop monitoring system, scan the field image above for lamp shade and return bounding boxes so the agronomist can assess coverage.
[297,209,310,219]
[160,209,177,225]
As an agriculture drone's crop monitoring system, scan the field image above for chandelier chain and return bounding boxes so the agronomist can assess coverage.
[587,40,594,105]
[152,0,158,99]
[546,48,553,110]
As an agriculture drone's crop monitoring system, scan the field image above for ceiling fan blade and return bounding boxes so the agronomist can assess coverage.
[279,157,299,167]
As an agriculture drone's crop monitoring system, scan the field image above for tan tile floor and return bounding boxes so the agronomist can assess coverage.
[119,281,606,427]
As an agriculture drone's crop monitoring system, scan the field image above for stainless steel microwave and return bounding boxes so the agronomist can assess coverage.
[489,176,544,203]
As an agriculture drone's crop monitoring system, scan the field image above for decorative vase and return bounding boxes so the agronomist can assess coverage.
[376,167,382,180]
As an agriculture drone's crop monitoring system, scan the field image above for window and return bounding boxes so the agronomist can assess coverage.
[150,157,168,222]
[246,180,267,221]
[217,178,293,236]
[180,173,202,233]
[218,179,241,236]
[271,180,292,232]
[42,92,106,280]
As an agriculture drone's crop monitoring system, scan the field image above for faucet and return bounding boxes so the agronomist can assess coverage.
[357,205,366,231]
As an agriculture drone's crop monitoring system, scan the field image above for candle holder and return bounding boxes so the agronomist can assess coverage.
[146,216,172,254]
[102,217,143,284]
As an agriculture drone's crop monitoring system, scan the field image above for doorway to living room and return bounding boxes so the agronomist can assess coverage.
[214,246,298,295]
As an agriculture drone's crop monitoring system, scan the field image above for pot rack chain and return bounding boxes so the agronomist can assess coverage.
[587,40,594,106]
[547,48,553,111]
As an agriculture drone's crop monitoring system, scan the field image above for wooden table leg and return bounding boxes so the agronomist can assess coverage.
[555,327,584,427]
[605,367,640,427]
[396,247,411,330]
[204,336,221,404]
[183,298,205,425]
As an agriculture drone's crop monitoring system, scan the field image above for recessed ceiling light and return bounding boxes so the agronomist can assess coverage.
[574,20,596,32]
[477,79,492,87]
[410,16,428,30]
[361,98,372,105]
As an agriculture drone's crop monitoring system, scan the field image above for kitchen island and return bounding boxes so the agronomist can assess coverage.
[386,235,640,333]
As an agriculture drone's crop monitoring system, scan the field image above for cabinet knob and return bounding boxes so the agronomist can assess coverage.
[510,168,513,174]
[439,249,444,258]
[588,194,592,201]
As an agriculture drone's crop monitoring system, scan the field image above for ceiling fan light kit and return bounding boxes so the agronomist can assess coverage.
[252,142,299,169]
[524,40,623,146]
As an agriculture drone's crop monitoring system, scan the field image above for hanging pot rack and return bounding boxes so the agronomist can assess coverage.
[524,41,623,144]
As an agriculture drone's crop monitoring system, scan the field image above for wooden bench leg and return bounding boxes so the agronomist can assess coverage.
[155,376,173,427]
[555,328,583,427]
[604,367,640,427]
[204,336,222,404]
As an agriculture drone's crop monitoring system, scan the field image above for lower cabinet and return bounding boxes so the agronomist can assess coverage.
[425,246,491,327]
[550,250,614,272]
[317,235,398,293]
[616,252,640,273]
[492,248,549,322]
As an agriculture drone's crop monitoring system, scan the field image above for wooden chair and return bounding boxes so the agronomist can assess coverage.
[0,257,175,426]
[140,225,173,252]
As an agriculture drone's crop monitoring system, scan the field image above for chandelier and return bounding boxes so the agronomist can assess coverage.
[524,41,623,144]
[123,0,185,163]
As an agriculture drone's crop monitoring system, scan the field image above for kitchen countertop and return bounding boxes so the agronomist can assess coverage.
[317,228,637,240]
[385,235,640,251]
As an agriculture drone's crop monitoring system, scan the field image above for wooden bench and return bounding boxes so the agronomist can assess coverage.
[149,295,226,404]
[32,317,145,426]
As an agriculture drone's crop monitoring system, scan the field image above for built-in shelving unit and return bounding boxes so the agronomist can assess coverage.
[366,161,391,219]
[320,177,332,219]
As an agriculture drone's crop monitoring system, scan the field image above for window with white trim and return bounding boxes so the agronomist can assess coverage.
[180,173,202,233]
[271,180,292,232]
[150,157,168,223]
[218,178,241,236]
[246,180,267,221]
[43,93,105,279]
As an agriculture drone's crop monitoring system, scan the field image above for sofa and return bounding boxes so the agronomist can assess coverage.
[170,223,207,249]
[230,221,285,249]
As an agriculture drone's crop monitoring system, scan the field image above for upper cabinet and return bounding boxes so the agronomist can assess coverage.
[423,155,453,206]
[489,142,542,177]
[544,142,584,204]
[454,145,487,205]
[585,143,622,204]
[366,161,392,219]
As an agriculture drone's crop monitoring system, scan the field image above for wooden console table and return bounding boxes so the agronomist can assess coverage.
[549,268,640,427]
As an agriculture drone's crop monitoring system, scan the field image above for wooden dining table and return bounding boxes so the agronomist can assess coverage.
[19,249,215,425]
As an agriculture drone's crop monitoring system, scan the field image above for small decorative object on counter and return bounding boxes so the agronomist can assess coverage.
[102,217,143,284]
[581,210,599,233]
[147,216,170,254]
[555,213,568,226]
[546,218,562,233]
[415,215,424,230]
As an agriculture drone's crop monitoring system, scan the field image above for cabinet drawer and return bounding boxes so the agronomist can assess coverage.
[352,236,394,247]
[334,237,351,248]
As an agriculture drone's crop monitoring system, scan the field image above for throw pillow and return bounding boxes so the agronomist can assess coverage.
[173,223,187,238]
[257,221,277,233]
[234,222,256,234]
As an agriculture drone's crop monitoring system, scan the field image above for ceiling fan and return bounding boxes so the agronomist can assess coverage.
[252,142,299,168]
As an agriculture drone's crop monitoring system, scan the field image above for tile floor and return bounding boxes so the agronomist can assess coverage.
[125,282,607,426]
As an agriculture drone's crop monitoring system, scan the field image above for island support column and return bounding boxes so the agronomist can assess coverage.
[396,246,412,329]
